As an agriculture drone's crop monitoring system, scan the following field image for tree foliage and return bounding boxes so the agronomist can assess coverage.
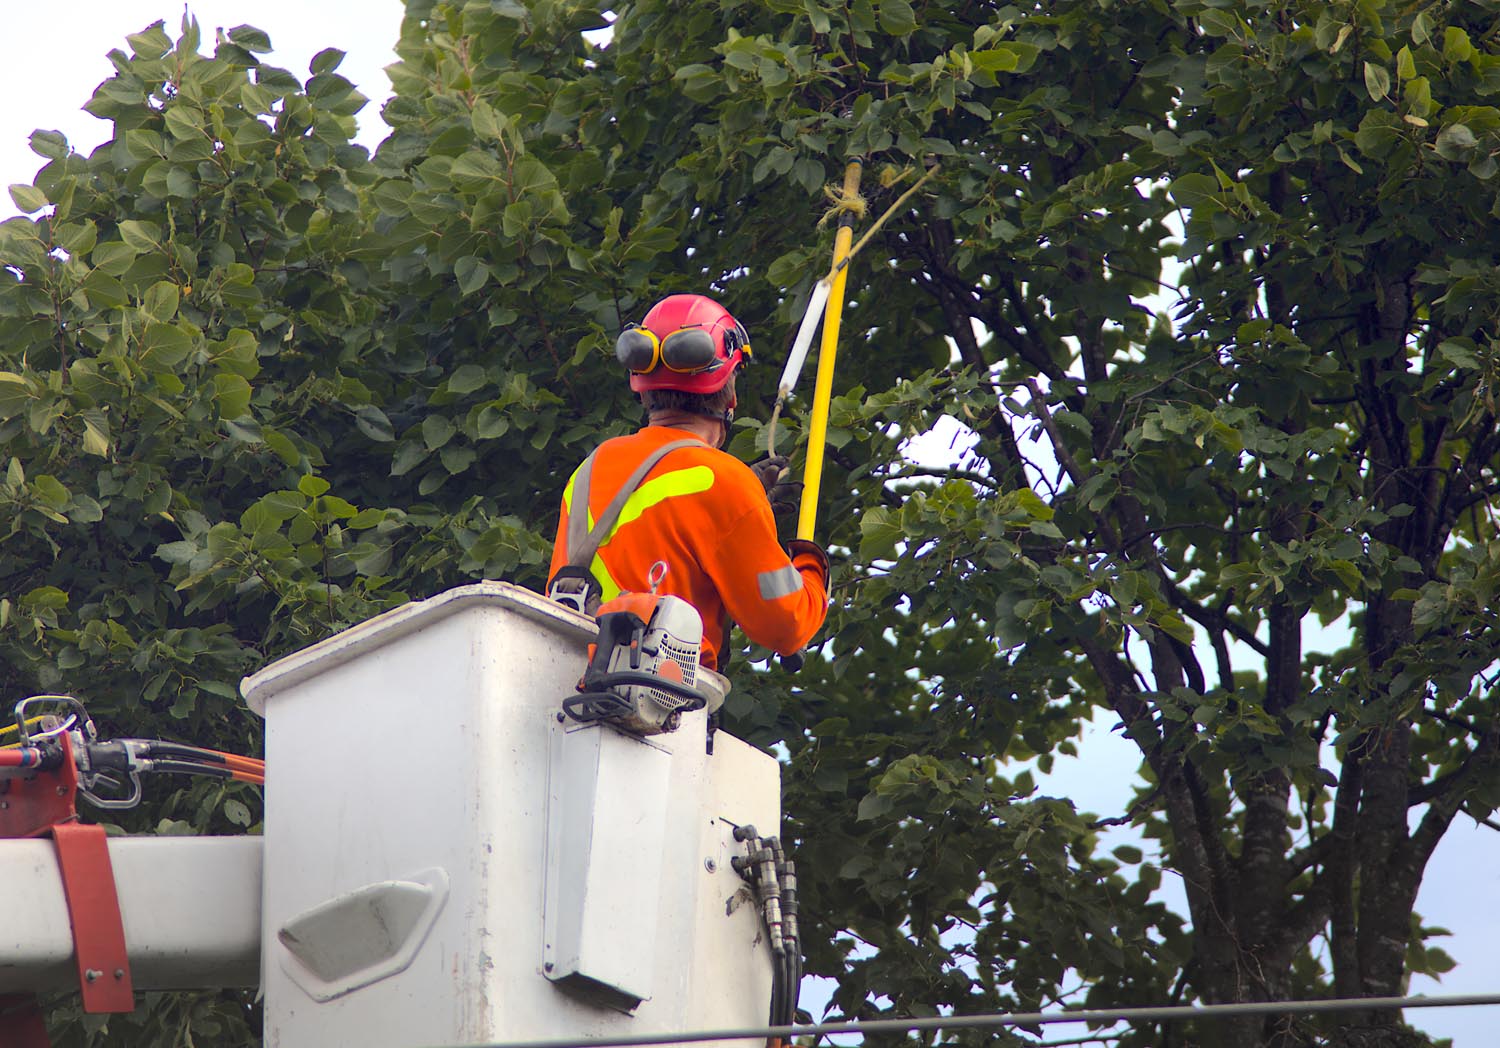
[7,1,1500,1046]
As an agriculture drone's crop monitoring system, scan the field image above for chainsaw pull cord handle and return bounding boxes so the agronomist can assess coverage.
[648,560,668,593]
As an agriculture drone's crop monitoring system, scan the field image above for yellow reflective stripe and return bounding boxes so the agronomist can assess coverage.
[592,553,621,602]
[562,463,715,601]
[565,465,714,534]
[611,465,715,532]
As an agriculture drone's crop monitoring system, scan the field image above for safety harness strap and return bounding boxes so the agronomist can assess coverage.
[551,439,700,612]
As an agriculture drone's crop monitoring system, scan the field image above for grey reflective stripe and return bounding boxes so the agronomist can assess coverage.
[564,449,599,568]
[757,564,804,601]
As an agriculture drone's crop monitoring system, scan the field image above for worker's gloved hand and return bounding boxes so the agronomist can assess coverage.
[785,538,830,591]
[750,454,800,517]
[779,538,830,674]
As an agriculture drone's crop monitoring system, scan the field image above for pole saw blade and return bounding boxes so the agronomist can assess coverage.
[777,278,833,398]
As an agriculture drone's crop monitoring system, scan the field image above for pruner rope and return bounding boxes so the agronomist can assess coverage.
[818,181,868,226]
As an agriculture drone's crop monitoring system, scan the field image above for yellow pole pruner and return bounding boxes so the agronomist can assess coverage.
[762,161,941,673]
[767,161,943,538]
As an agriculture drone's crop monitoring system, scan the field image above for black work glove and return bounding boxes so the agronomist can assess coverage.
[750,454,801,517]
[778,538,832,675]
[785,537,831,591]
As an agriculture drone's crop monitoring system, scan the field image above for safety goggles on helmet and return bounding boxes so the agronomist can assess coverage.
[616,324,748,375]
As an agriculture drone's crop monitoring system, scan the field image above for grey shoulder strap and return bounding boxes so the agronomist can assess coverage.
[563,438,701,570]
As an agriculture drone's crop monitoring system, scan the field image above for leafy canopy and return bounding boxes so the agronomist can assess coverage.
[7,2,1500,1046]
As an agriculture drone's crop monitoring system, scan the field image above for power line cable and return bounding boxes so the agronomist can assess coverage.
[437,991,1500,1048]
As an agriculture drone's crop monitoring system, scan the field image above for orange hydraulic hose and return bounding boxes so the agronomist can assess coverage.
[196,747,265,773]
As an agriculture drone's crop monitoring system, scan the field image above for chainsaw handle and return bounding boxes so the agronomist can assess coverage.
[577,670,709,711]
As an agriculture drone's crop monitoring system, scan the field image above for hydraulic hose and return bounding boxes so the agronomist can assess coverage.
[0,746,45,768]
[732,828,803,1041]
[142,741,265,776]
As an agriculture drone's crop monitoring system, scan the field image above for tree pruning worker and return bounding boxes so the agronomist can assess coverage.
[547,293,830,672]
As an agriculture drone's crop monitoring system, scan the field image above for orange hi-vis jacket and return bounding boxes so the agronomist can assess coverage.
[549,425,828,670]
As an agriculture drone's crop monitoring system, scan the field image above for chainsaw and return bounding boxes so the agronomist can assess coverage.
[561,565,713,736]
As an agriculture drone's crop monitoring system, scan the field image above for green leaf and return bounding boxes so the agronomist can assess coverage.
[1438,339,1479,368]
[22,586,68,609]
[32,474,69,508]
[9,185,48,213]
[298,474,331,497]
[471,99,506,141]
[353,405,394,442]
[969,42,1040,75]
[164,106,203,141]
[126,21,173,58]
[1155,614,1194,644]
[310,47,346,76]
[80,411,110,457]
[1198,9,1238,36]
[92,240,138,275]
[118,219,161,253]
[213,373,253,418]
[1364,61,1391,101]
[124,129,165,162]
[1443,27,1476,63]
[264,429,301,466]
[1435,123,1477,161]
[60,220,98,255]
[1354,110,1404,158]
[1168,172,1221,212]
[877,0,916,35]
[423,415,456,450]
[1396,46,1415,82]
[856,791,894,821]
[1412,11,1432,47]
[447,365,489,395]
[441,445,476,474]
[142,281,180,322]
[29,130,68,160]
[227,24,272,53]
[859,506,904,560]
[68,495,104,524]
[0,374,32,419]
[1014,488,1055,521]
[391,442,428,476]
[137,324,195,371]
[454,256,490,295]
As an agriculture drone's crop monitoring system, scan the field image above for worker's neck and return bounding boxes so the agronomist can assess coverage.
[648,410,725,448]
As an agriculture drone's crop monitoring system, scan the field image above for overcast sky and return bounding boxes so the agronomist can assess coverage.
[0,1,401,191]
[2,4,1497,1044]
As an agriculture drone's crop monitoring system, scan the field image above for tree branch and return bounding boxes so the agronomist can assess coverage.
[1411,726,1500,868]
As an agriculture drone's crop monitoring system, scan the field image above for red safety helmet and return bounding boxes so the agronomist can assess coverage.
[616,294,752,395]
